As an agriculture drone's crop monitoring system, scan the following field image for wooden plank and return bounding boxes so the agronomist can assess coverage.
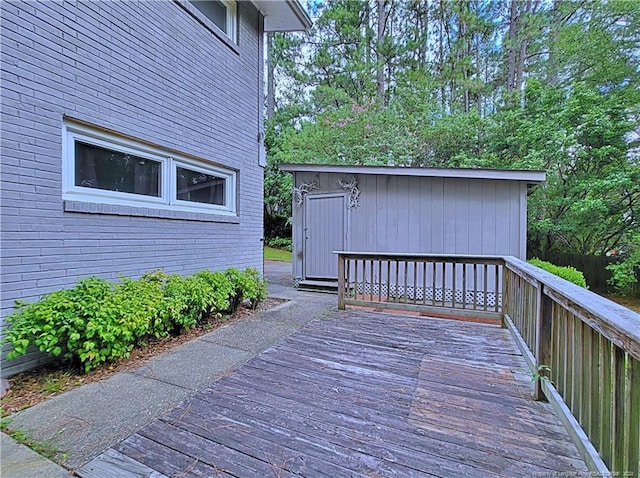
[340,252,504,266]
[551,301,560,393]
[628,356,640,478]
[504,314,536,374]
[236,354,575,447]
[581,322,593,439]
[342,299,502,321]
[115,435,235,478]
[589,331,602,453]
[77,449,168,478]
[199,374,585,475]
[138,420,301,477]
[169,396,479,478]
[599,337,613,468]
[92,307,591,478]
[541,380,610,476]
[543,284,640,362]
[572,316,583,419]
[565,311,575,413]
[337,254,345,309]
[160,405,377,478]
[612,346,627,473]
[191,385,533,477]
[248,351,527,405]
[535,292,552,400]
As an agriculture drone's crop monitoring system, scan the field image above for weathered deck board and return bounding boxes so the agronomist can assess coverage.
[85,311,589,477]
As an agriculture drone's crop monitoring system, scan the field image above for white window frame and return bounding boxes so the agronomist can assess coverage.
[62,122,237,216]
[171,157,235,211]
[221,0,237,43]
[189,0,237,44]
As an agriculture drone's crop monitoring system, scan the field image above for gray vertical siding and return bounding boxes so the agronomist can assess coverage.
[0,1,264,376]
[291,172,529,282]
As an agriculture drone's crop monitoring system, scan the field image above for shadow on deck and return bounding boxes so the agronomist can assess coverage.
[81,309,588,477]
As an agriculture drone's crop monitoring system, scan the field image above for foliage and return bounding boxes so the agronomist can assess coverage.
[266,0,640,266]
[531,364,553,386]
[494,81,640,256]
[225,268,267,310]
[3,268,267,372]
[606,232,640,295]
[265,237,292,251]
[528,258,588,289]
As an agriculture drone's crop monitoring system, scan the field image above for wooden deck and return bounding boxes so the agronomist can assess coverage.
[82,310,589,477]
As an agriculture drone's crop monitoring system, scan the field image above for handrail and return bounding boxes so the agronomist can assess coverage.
[502,256,640,476]
[504,257,640,361]
[335,251,640,477]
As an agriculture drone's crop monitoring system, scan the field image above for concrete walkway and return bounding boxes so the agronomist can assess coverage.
[1,261,335,477]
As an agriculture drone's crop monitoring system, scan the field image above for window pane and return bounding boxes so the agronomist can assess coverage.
[191,1,227,33]
[74,141,160,197]
[176,166,226,206]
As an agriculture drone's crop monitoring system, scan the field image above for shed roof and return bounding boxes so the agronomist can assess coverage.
[254,1,312,32]
[280,164,546,183]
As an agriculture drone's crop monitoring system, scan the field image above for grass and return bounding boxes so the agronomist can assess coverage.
[265,246,291,262]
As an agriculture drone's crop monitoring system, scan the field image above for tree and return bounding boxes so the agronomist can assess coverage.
[264,0,640,257]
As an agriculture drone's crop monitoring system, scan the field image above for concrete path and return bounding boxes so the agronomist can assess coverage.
[1,261,335,476]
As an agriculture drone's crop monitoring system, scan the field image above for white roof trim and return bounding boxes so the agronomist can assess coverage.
[253,0,312,32]
[280,164,546,183]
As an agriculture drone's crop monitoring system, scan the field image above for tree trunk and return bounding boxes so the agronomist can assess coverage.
[376,0,387,104]
[506,0,518,94]
[515,0,531,101]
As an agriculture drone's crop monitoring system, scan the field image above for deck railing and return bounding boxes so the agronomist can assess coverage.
[336,252,504,322]
[336,252,640,477]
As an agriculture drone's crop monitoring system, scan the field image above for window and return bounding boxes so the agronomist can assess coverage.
[190,0,237,43]
[63,122,237,216]
[75,142,161,198]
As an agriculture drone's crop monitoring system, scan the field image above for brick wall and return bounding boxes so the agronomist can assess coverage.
[0,0,265,376]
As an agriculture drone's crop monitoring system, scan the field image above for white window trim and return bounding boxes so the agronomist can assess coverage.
[62,122,237,216]
[221,0,237,44]
[185,0,238,45]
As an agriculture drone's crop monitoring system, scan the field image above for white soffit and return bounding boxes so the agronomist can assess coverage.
[253,0,312,32]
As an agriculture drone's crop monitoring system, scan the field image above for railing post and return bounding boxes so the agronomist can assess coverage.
[338,253,345,310]
[535,285,553,400]
[501,265,509,327]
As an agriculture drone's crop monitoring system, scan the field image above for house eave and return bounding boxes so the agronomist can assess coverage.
[253,0,312,32]
[280,164,546,184]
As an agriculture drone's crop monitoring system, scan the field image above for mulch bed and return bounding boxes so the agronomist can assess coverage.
[1,298,286,417]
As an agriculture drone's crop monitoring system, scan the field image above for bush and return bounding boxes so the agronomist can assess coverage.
[606,260,639,296]
[265,237,292,252]
[3,277,112,364]
[192,270,236,314]
[226,268,267,310]
[3,267,268,372]
[528,258,588,288]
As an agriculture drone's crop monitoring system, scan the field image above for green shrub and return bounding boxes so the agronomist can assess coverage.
[606,233,640,295]
[528,258,588,288]
[192,270,236,314]
[606,260,639,296]
[3,277,120,372]
[265,237,292,252]
[2,267,267,373]
[226,268,267,310]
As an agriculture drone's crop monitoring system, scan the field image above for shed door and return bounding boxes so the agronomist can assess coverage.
[304,194,346,279]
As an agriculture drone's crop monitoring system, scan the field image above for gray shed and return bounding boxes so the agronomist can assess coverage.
[281,164,545,287]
